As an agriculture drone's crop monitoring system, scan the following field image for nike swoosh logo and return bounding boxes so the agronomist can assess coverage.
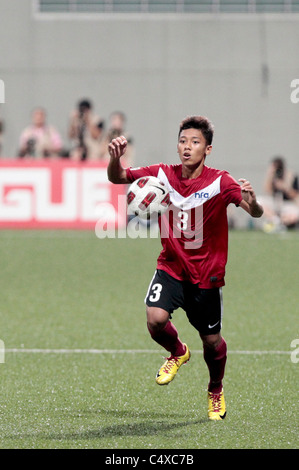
[152,185,166,195]
[208,321,220,329]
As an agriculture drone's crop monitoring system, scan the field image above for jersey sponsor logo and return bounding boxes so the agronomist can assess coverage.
[194,191,209,199]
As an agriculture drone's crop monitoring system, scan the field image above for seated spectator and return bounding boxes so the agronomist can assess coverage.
[261,156,299,230]
[103,111,134,166]
[18,107,63,159]
[68,99,106,161]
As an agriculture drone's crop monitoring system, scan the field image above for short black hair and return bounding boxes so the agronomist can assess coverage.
[179,116,214,146]
[78,99,92,111]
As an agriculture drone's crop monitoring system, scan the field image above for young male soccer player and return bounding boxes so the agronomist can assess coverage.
[107,116,263,420]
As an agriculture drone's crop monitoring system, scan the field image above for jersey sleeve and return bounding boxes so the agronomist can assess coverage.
[220,172,243,206]
[125,164,161,183]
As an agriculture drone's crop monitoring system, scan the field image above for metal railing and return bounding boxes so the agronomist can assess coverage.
[37,0,299,14]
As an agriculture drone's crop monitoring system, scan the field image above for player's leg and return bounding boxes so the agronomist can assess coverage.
[146,306,186,357]
[200,332,227,419]
[185,286,226,419]
[200,332,227,396]
[147,308,190,385]
[145,270,190,385]
[200,314,227,421]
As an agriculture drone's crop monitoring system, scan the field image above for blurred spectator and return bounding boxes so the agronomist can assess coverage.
[104,111,134,166]
[18,107,63,159]
[68,99,106,161]
[261,156,299,230]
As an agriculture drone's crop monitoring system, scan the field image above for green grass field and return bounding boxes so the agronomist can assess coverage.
[0,229,298,449]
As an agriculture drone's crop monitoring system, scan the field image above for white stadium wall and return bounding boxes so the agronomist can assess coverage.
[0,0,299,197]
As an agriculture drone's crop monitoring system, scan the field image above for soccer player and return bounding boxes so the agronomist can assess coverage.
[107,116,263,421]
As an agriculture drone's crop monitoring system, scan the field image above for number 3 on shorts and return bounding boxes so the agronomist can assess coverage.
[149,283,163,302]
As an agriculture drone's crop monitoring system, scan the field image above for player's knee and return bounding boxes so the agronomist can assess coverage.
[146,307,169,333]
[200,333,222,350]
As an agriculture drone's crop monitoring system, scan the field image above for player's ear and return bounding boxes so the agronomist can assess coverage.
[206,145,212,155]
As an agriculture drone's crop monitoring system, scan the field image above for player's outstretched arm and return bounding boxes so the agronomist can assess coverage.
[238,178,264,218]
[107,136,130,184]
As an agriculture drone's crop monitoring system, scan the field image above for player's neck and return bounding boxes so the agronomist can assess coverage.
[181,160,206,179]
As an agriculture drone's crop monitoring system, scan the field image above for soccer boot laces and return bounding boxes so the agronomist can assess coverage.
[208,388,226,421]
[156,344,191,385]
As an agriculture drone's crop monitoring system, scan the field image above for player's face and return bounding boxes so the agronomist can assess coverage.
[177,128,212,177]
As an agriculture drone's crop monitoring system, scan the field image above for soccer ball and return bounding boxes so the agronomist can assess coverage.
[127,176,171,219]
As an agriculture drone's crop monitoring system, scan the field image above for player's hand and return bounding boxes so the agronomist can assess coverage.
[238,178,257,205]
[108,136,127,159]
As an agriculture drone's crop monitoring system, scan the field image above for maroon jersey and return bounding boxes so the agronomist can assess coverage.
[126,163,242,288]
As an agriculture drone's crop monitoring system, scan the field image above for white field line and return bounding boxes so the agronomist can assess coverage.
[4,348,290,355]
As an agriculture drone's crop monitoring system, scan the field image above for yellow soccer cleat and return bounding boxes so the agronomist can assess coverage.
[208,388,226,421]
[156,344,191,385]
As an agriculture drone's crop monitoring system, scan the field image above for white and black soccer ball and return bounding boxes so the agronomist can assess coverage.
[127,176,171,219]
